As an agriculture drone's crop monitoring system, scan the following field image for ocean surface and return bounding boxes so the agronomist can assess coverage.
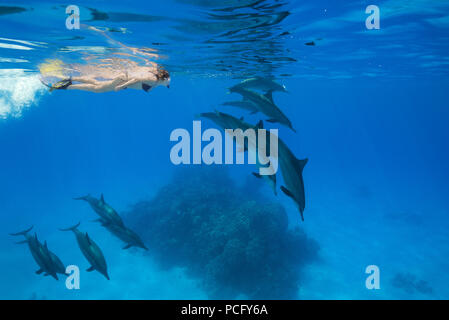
[1,0,449,300]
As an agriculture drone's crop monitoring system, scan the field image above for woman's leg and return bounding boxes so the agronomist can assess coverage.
[67,79,117,93]
[67,83,103,93]
[71,76,99,85]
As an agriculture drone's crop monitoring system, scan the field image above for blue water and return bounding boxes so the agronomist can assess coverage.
[1,0,449,299]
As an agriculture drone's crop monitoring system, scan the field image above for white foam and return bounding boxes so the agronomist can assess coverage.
[0,57,28,63]
[0,69,46,119]
[0,42,33,50]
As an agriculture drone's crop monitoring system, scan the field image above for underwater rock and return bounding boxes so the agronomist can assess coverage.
[125,166,319,299]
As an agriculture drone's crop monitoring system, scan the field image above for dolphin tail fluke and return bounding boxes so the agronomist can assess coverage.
[59,222,81,232]
[10,225,33,236]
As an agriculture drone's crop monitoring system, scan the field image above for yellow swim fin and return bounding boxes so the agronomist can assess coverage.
[49,78,72,92]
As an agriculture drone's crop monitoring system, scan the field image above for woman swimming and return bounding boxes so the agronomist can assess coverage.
[42,64,170,93]
[39,25,170,93]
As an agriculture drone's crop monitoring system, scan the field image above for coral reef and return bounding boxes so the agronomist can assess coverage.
[125,166,319,299]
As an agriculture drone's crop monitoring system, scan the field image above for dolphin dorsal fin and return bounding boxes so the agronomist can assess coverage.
[255,120,263,130]
[264,90,274,103]
[239,116,244,121]
[100,194,105,204]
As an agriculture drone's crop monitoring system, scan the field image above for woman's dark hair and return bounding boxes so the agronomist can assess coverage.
[156,68,170,80]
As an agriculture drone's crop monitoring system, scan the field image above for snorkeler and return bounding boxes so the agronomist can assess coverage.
[39,24,170,94]
[42,65,170,93]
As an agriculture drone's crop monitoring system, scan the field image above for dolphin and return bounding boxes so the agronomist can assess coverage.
[222,101,259,114]
[277,138,308,221]
[74,194,124,227]
[199,111,277,195]
[60,222,110,280]
[10,226,60,280]
[229,77,287,93]
[95,219,148,250]
[229,86,295,132]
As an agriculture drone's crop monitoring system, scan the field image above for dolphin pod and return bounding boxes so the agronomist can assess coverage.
[10,226,66,280]
[75,193,148,251]
[10,193,148,281]
[202,77,308,221]
[60,222,110,280]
